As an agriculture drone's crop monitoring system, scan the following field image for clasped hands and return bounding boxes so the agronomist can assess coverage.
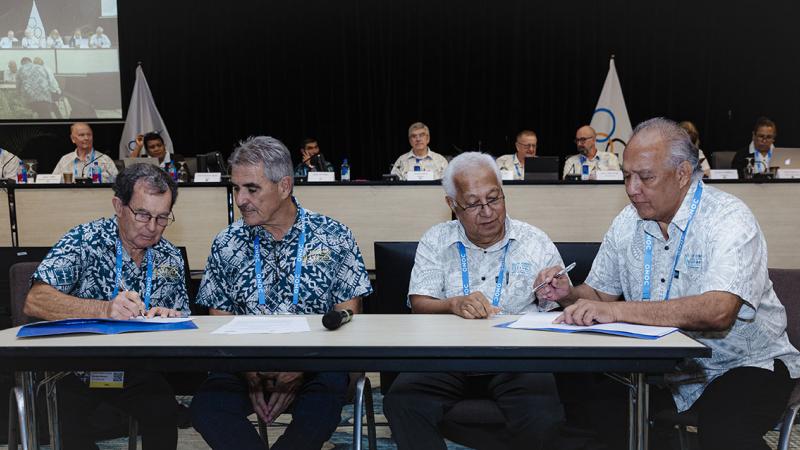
[245,371,304,424]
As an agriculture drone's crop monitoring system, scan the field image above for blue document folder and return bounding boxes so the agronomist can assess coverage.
[17,318,197,338]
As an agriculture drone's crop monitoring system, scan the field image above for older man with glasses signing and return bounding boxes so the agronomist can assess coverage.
[24,163,189,450]
[383,152,565,450]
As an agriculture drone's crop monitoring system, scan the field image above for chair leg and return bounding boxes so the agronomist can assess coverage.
[17,371,39,450]
[363,376,377,450]
[676,425,691,450]
[8,387,20,450]
[45,377,62,450]
[128,416,139,450]
[352,375,366,450]
[12,385,29,450]
[257,417,270,448]
[778,405,799,450]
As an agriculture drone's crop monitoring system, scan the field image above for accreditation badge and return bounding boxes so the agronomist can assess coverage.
[89,371,125,388]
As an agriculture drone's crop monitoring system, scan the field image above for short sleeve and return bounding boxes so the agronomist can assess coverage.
[584,218,624,297]
[329,228,373,304]
[33,226,84,293]
[408,228,446,300]
[195,235,234,311]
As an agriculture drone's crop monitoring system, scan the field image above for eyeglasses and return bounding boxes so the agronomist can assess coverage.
[575,136,595,144]
[516,142,536,149]
[754,134,775,141]
[127,205,175,227]
[453,195,505,214]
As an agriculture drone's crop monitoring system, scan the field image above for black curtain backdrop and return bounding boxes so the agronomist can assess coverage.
[0,0,798,177]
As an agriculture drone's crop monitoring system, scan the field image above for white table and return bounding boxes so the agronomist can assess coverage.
[0,315,709,450]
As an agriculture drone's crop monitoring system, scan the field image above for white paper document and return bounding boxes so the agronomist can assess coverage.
[211,316,311,335]
[128,317,194,324]
[504,312,677,340]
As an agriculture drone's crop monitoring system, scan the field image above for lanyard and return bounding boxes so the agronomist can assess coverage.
[254,207,307,306]
[642,181,703,300]
[111,239,154,309]
[456,240,511,306]
[754,148,772,173]
[73,149,95,177]
[514,158,522,178]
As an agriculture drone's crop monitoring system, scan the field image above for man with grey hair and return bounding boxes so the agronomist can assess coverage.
[25,163,188,449]
[538,117,799,449]
[384,151,564,449]
[390,121,449,180]
[191,136,372,450]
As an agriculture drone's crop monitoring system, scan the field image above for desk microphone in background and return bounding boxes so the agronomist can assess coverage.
[322,309,354,330]
[80,153,102,179]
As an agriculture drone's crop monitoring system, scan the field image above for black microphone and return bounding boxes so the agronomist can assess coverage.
[322,309,354,330]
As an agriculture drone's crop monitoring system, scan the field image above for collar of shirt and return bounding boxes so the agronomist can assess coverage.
[641,179,701,241]
[405,148,432,160]
[513,154,522,167]
[99,216,170,266]
[445,216,516,251]
[246,196,305,244]
[748,142,775,155]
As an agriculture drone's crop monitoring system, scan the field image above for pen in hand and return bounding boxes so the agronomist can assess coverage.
[533,262,577,292]
[119,278,145,319]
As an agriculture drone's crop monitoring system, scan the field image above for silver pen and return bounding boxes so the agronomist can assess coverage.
[533,262,576,292]
[119,278,145,319]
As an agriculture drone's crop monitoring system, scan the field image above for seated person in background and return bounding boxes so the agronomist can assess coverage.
[293,137,334,177]
[89,26,111,48]
[46,29,64,48]
[24,163,188,450]
[5,60,17,82]
[383,152,564,450]
[732,116,777,177]
[562,125,621,179]
[537,117,799,450]
[190,136,372,450]
[0,147,22,179]
[390,121,448,180]
[678,120,711,177]
[131,132,173,168]
[53,122,119,181]
[495,129,538,180]
[70,28,84,47]
[0,30,18,48]
[20,29,41,48]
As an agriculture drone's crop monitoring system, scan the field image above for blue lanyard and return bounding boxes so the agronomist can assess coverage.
[254,207,307,306]
[73,149,95,177]
[754,148,772,173]
[579,155,587,165]
[642,181,703,300]
[514,160,522,178]
[111,239,154,309]
[456,240,511,306]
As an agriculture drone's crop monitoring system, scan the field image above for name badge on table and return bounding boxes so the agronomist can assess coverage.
[595,170,623,180]
[89,371,124,388]
[500,170,514,181]
[194,172,221,183]
[778,169,800,179]
[307,171,335,182]
[405,171,434,181]
[35,174,62,184]
[709,169,738,180]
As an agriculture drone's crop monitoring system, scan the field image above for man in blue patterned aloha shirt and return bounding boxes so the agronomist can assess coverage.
[538,118,800,450]
[25,163,188,450]
[191,136,372,450]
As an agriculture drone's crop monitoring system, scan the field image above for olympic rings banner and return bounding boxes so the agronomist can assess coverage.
[590,57,633,162]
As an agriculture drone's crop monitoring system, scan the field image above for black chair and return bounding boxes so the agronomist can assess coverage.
[710,151,736,170]
[372,241,602,449]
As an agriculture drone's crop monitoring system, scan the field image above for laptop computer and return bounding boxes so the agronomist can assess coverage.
[523,156,559,181]
[771,148,800,169]
[122,157,160,168]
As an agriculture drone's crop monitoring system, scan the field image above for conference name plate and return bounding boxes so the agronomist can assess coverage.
[34,174,62,184]
[709,169,738,180]
[595,170,623,181]
[405,171,435,181]
[194,172,222,183]
[778,169,800,179]
[307,172,336,182]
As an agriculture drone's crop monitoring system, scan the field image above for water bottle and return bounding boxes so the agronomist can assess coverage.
[92,161,101,183]
[177,162,189,183]
[581,164,589,181]
[340,158,350,182]
[16,161,27,183]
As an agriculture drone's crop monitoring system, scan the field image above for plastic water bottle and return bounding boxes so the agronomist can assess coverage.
[92,161,101,183]
[340,158,350,182]
[16,161,27,183]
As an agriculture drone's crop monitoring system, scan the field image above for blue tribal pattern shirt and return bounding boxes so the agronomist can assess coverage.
[33,217,190,313]
[196,198,373,315]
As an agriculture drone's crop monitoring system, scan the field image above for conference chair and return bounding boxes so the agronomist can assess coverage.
[256,373,377,450]
[372,241,602,449]
[653,268,800,450]
[710,151,736,170]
